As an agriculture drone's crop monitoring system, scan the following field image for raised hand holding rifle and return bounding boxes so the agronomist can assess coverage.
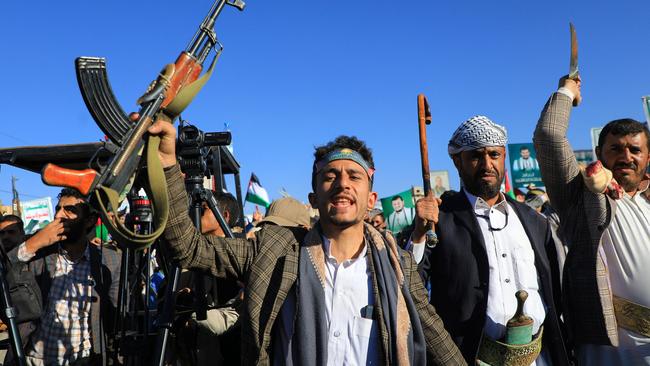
[40,0,245,249]
[412,94,441,247]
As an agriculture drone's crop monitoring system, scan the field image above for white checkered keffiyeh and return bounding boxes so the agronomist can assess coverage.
[448,115,508,155]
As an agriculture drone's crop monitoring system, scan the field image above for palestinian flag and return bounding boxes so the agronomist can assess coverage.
[504,169,516,200]
[245,173,271,208]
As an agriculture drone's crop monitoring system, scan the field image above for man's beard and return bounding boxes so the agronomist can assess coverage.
[609,161,644,193]
[461,169,503,199]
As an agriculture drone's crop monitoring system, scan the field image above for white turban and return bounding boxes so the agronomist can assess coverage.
[448,115,508,156]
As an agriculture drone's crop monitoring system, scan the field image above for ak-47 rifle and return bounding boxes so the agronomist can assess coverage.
[41,0,245,248]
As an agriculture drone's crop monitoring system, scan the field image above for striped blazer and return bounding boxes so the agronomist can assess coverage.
[533,92,618,346]
[163,164,465,365]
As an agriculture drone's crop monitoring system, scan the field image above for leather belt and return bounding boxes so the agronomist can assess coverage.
[613,295,650,338]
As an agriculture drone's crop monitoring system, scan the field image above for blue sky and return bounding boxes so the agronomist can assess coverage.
[1,0,649,212]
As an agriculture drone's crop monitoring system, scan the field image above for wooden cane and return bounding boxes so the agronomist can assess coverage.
[417,94,432,193]
[417,94,436,245]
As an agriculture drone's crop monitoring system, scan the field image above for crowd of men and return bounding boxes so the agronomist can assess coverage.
[0,71,648,366]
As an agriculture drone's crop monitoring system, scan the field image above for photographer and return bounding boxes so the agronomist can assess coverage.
[177,191,242,366]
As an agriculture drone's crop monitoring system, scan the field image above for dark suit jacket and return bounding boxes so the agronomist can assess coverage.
[418,190,569,365]
[162,164,466,366]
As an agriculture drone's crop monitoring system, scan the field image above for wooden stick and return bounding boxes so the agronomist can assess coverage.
[417,94,432,195]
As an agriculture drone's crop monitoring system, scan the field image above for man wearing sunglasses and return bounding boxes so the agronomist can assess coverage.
[411,116,569,365]
[7,188,120,366]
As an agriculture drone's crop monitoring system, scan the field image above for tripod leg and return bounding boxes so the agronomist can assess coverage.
[154,264,180,366]
[0,261,26,366]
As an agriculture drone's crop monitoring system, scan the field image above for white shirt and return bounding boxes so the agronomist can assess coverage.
[579,186,650,365]
[322,236,380,366]
[273,236,380,365]
[464,191,546,338]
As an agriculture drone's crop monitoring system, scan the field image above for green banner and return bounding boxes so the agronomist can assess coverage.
[508,143,543,188]
[380,189,415,234]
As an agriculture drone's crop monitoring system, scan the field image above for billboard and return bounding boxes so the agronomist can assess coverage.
[590,127,603,158]
[574,149,595,168]
[21,197,54,234]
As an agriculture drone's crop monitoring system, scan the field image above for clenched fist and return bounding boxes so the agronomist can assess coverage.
[412,193,441,243]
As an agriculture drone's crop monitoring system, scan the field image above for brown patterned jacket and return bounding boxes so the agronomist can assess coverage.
[534,92,619,346]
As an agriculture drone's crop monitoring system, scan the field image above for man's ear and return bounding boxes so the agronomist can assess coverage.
[308,193,317,207]
[86,210,99,232]
[367,192,378,211]
[595,146,601,161]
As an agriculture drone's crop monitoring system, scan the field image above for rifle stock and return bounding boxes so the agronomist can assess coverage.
[42,164,98,196]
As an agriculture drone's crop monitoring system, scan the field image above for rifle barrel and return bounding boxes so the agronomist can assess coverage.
[186,0,228,60]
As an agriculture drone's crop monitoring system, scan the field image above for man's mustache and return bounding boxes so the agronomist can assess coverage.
[476,170,498,178]
[613,162,637,170]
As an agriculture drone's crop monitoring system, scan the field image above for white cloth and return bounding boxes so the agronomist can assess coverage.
[447,115,508,156]
[17,242,35,262]
[409,238,426,264]
[578,188,650,365]
[322,236,379,366]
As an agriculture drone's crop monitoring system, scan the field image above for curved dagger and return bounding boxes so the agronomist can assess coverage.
[569,22,580,80]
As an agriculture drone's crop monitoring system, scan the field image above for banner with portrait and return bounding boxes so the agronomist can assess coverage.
[380,189,415,234]
[508,143,543,188]
[429,170,451,197]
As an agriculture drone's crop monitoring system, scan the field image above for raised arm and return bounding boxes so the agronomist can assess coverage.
[149,119,255,282]
[532,77,583,212]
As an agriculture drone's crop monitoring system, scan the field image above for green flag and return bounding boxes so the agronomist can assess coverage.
[245,173,271,208]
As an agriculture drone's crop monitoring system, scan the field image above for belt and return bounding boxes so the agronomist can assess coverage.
[613,295,650,337]
[476,326,543,366]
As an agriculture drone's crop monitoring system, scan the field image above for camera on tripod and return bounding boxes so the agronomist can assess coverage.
[177,121,232,179]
